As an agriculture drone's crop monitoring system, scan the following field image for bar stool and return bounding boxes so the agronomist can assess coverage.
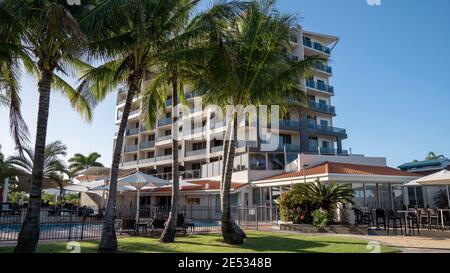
[387,210,403,235]
[407,209,420,235]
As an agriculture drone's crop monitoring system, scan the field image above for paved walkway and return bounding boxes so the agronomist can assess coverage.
[257,225,450,253]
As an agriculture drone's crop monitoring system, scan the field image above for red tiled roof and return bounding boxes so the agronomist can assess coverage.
[151,180,248,193]
[261,161,421,181]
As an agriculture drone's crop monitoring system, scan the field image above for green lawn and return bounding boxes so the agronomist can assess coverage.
[0,231,397,253]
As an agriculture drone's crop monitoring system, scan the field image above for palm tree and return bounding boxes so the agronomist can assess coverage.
[0,151,21,183]
[294,180,355,212]
[79,0,199,251]
[7,141,68,205]
[425,151,445,160]
[0,1,96,253]
[68,152,104,174]
[186,0,316,244]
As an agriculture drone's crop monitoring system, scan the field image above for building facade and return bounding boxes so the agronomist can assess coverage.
[114,27,347,181]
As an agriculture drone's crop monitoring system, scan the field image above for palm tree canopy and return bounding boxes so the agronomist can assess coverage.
[293,181,355,211]
[0,0,98,152]
[183,0,319,117]
[7,140,68,185]
[68,152,104,173]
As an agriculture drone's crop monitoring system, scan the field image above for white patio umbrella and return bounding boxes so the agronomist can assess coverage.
[406,170,450,207]
[117,171,169,223]
[162,177,201,189]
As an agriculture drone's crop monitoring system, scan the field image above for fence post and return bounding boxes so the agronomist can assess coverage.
[255,208,258,231]
[275,204,278,226]
[81,215,85,240]
[68,210,73,241]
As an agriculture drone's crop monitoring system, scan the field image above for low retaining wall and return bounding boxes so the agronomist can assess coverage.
[280,223,368,235]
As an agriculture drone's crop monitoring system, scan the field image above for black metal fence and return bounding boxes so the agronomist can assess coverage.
[0,205,278,242]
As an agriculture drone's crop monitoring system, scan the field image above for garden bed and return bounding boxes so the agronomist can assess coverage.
[280,223,368,235]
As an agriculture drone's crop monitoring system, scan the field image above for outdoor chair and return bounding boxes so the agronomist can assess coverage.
[418,208,429,228]
[176,214,188,235]
[352,208,363,225]
[375,209,386,230]
[115,219,123,235]
[149,216,167,235]
[386,210,403,235]
[428,208,440,230]
[406,210,420,235]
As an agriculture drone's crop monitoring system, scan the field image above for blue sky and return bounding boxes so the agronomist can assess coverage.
[1,0,449,167]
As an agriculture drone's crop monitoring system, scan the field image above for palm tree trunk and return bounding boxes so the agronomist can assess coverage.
[14,69,53,253]
[98,72,140,252]
[221,112,246,245]
[160,71,179,243]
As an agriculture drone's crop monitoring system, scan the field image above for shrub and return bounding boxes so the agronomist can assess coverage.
[278,191,314,224]
[312,209,332,230]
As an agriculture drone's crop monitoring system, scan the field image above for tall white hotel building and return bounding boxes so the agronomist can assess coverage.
[114,27,347,182]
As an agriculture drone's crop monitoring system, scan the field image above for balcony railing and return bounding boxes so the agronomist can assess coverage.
[305,80,334,94]
[308,121,346,135]
[186,149,206,157]
[191,126,205,135]
[210,121,226,130]
[313,62,332,74]
[139,157,155,164]
[153,169,201,180]
[157,135,172,142]
[123,145,138,152]
[158,117,172,127]
[237,140,258,148]
[210,145,223,153]
[156,155,172,161]
[126,128,139,136]
[139,141,155,149]
[122,160,138,166]
[308,101,336,115]
[279,119,301,130]
[303,39,331,54]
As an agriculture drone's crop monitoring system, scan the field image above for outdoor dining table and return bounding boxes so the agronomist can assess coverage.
[438,209,450,231]
[397,210,415,235]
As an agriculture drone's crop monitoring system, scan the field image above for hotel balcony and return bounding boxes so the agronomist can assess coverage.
[279,119,301,131]
[186,149,206,157]
[156,155,172,161]
[210,145,223,153]
[123,145,138,153]
[157,135,172,142]
[210,120,226,130]
[313,61,332,74]
[126,128,139,136]
[306,80,334,95]
[308,144,348,156]
[139,141,155,149]
[157,117,172,127]
[303,39,331,55]
[261,142,301,152]
[308,121,347,138]
[308,101,336,116]
[122,160,138,167]
[139,157,155,165]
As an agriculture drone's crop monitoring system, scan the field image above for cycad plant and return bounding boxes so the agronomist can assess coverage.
[0,0,96,253]
[187,0,316,244]
[294,180,355,212]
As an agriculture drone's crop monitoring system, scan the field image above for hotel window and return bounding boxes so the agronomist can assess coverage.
[364,183,378,209]
[164,130,171,136]
[147,151,154,158]
[318,99,327,107]
[148,134,155,141]
[279,134,292,144]
[193,142,206,151]
[321,141,329,148]
[187,198,200,205]
[165,112,171,118]
[352,183,365,208]
[320,120,328,127]
[378,184,391,209]
[269,154,284,170]
[133,154,137,161]
[164,148,171,155]
[391,184,404,210]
